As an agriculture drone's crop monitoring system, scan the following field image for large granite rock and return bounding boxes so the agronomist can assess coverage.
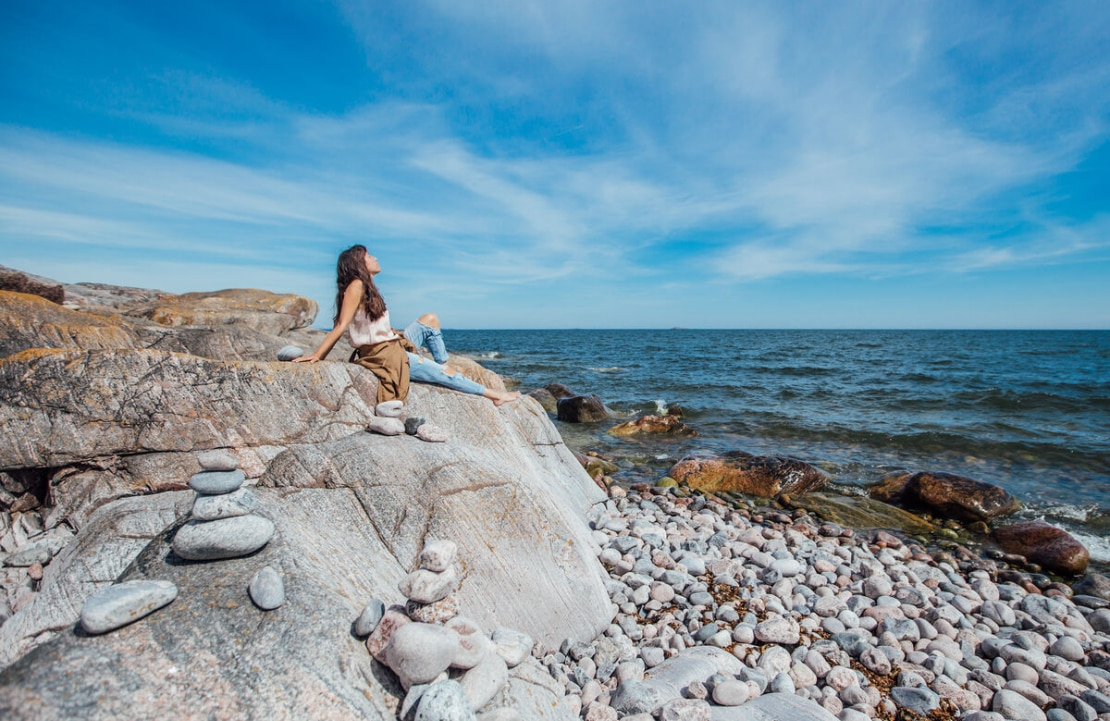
[123,288,318,336]
[869,471,1021,523]
[668,451,827,497]
[1,286,321,364]
[0,291,138,359]
[0,356,609,717]
[0,267,64,304]
[992,520,1090,576]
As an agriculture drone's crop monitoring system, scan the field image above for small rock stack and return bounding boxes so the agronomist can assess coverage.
[172,450,275,561]
[356,540,535,721]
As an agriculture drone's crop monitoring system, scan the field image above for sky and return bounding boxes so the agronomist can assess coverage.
[1,1,1109,329]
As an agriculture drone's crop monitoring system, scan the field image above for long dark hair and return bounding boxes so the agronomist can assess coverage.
[334,244,387,325]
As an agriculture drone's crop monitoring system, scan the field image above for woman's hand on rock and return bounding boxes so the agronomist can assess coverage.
[291,354,319,364]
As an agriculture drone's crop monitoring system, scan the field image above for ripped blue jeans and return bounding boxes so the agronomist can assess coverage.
[403,321,449,364]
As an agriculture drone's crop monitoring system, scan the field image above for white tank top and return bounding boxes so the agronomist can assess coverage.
[348,307,399,347]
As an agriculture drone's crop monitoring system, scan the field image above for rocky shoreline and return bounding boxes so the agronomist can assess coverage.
[2,268,1110,721]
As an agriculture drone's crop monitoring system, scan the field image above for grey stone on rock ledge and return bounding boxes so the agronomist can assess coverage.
[79,579,178,635]
[248,566,284,610]
[708,692,839,721]
[188,469,245,495]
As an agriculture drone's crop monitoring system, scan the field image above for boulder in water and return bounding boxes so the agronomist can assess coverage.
[869,471,1021,523]
[607,415,696,437]
[556,394,609,423]
[992,520,1089,576]
[668,451,827,497]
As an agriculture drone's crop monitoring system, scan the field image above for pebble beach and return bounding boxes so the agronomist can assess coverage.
[542,483,1110,721]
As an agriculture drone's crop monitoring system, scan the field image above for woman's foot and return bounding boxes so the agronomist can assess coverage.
[486,390,521,407]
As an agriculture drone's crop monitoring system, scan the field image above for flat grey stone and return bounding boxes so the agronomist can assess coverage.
[79,579,178,634]
[355,599,386,637]
[367,416,405,436]
[191,487,258,521]
[188,469,245,495]
[196,449,238,471]
[248,566,284,610]
[416,679,476,721]
[172,514,275,561]
[891,686,940,715]
[708,692,839,721]
[276,345,304,362]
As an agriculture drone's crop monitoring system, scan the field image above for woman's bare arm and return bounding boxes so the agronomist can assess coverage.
[292,280,364,363]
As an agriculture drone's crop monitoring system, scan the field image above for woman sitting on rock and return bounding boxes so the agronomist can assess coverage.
[293,244,520,410]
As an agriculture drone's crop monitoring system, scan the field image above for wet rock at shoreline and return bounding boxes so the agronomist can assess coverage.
[782,492,937,535]
[573,451,619,478]
[992,520,1090,575]
[557,394,610,423]
[869,470,1021,523]
[668,451,827,497]
[1073,573,1110,600]
[608,415,696,437]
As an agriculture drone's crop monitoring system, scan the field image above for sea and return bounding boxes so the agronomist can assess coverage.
[450,329,1110,564]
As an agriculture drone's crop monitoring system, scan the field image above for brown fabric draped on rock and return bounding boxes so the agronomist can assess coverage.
[351,334,415,404]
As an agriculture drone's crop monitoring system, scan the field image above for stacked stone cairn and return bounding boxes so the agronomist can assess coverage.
[73,451,284,637]
[355,540,535,721]
[171,450,283,611]
[368,400,448,443]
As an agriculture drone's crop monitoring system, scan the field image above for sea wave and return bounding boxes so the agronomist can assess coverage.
[589,367,625,372]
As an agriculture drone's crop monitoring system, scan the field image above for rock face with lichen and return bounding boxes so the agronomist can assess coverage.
[0,269,609,720]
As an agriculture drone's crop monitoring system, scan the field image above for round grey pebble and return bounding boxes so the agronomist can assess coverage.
[172,514,275,561]
[277,345,304,361]
[196,449,238,471]
[248,566,284,610]
[405,417,426,435]
[189,469,245,495]
[992,689,1048,721]
[415,679,476,721]
[355,599,386,637]
[711,680,750,706]
[1049,636,1085,662]
[79,579,178,634]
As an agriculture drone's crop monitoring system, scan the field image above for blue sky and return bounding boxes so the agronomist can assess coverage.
[1,1,1108,329]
